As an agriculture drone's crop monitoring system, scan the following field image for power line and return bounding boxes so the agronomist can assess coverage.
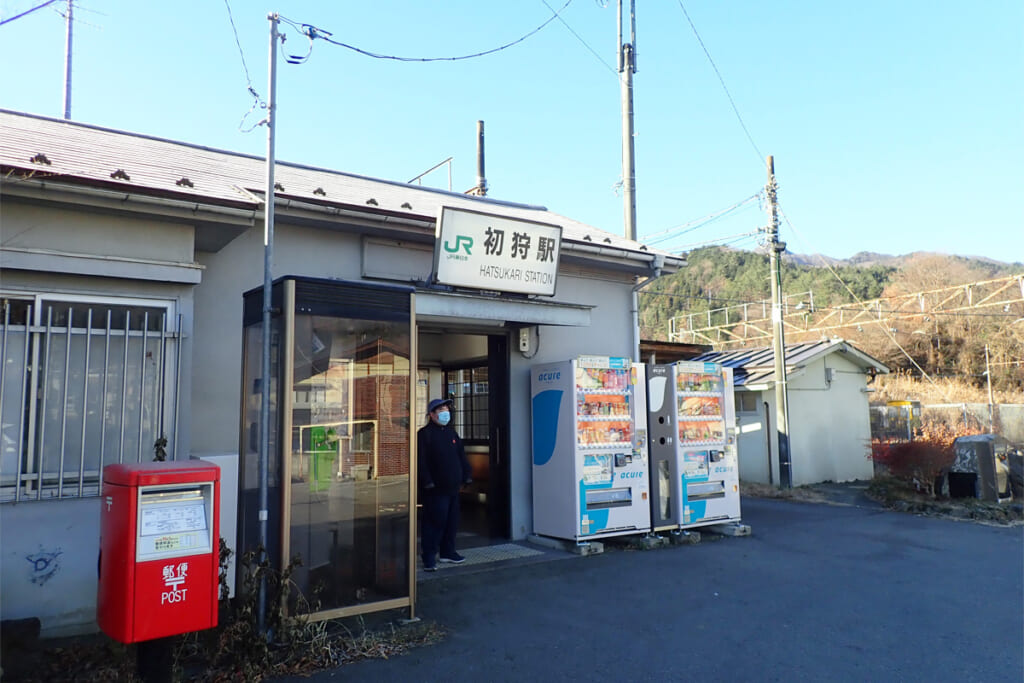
[542,0,617,74]
[662,229,762,252]
[640,289,1023,319]
[278,2,573,63]
[674,1,764,164]
[221,0,266,132]
[223,0,254,87]
[0,0,61,27]
[643,193,761,245]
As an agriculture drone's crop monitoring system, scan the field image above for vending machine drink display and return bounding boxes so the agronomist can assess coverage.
[531,356,650,541]
[97,461,220,643]
[647,361,740,530]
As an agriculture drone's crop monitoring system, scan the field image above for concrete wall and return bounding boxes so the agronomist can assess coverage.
[1,203,194,263]
[507,269,635,539]
[192,222,638,541]
[2,192,644,634]
[1,197,199,636]
[787,355,874,485]
[191,223,367,456]
[736,353,875,487]
[0,498,101,636]
[1,265,196,638]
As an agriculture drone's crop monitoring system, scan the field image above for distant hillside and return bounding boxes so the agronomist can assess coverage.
[639,247,1023,391]
[785,250,1022,269]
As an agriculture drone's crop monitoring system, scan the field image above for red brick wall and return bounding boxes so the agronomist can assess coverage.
[353,372,410,478]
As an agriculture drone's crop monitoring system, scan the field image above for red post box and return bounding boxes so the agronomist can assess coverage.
[97,461,220,643]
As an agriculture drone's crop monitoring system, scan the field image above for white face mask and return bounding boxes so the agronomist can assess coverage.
[437,410,451,426]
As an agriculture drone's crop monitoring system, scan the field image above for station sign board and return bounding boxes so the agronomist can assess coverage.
[433,206,562,296]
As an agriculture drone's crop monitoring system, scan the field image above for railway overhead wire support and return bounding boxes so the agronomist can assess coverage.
[668,274,1024,348]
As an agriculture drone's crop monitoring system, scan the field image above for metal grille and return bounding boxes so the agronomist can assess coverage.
[444,366,489,442]
[0,296,181,502]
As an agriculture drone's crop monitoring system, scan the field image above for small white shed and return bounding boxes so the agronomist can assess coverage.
[694,340,889,487]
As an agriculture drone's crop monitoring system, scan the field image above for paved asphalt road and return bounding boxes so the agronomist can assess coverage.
[286,498,1024,682]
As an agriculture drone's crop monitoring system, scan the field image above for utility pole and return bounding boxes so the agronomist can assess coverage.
[258,11,281,637]
[618,0,637,241]
[985,344,994,433]
[62,0,73,119]
[474,120,487,196]
[766,156,792,488]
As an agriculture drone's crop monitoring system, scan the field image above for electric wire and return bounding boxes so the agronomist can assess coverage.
[643,193,761,240]
[775,203,945,395]
[658,3,1012,390]
[0,0,61,26]
[661,229,762,252]
[674,0,764,164]
[222,0,266,132]
[639,289,1022,319]
[542,0,617,74]
[643,193,762,246]
[278,2,572,63]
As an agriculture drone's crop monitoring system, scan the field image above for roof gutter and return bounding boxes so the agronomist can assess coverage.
[1,175,259,224]
[563,240,685,270]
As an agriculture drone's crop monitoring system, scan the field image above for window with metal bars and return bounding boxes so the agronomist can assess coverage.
[443,365,489,444]
[0,294,180,502]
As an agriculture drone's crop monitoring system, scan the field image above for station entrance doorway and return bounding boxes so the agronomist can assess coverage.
[416,328,510,546]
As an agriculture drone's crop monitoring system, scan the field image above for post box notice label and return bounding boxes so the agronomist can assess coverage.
[137,499,211,559]
[141,501,207,536]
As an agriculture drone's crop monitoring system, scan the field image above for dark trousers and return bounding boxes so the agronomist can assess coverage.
[421,493,460,564]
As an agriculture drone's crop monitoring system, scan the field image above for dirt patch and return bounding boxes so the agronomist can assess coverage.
[740,482,829,503]
[742,478,1024,526]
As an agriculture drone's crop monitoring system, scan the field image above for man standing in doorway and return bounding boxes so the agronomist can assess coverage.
[418,397,472,571]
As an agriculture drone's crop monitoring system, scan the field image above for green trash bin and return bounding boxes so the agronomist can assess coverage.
[309,426,339,493]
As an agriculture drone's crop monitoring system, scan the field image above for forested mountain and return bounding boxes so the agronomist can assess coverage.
[639,247,1023,391]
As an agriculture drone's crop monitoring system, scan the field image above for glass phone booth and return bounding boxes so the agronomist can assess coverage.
[240,276,416,620]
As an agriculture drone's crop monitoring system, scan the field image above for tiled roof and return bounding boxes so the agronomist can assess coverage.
[692,339,889,387]
[0,110,679,263]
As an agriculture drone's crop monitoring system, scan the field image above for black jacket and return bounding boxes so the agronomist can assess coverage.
[417,420,471,496]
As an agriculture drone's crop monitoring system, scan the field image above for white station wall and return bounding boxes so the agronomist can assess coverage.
[507,269,635,539]
[0,218,197,637]
[192,224,639,541]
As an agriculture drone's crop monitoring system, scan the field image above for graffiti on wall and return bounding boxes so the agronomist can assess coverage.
[26,546,63,585]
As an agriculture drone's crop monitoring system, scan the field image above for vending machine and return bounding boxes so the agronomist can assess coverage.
[531,356,650,541]
[647,361,740,531]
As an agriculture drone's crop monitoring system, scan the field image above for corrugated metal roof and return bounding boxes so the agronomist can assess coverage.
[692,339,889,387]
[0,110,680,264]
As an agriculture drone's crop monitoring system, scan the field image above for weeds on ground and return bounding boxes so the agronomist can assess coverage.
[10,543,445,683]
[868,475,1023,525]
[869,417,978,496]
[873,371,1024,405]
[175,546,445,681]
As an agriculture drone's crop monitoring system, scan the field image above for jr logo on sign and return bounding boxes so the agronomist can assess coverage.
[161,562,189,604]
[443,235,473,255]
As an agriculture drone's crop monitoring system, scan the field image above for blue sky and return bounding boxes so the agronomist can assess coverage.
[1,1,1021,262]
